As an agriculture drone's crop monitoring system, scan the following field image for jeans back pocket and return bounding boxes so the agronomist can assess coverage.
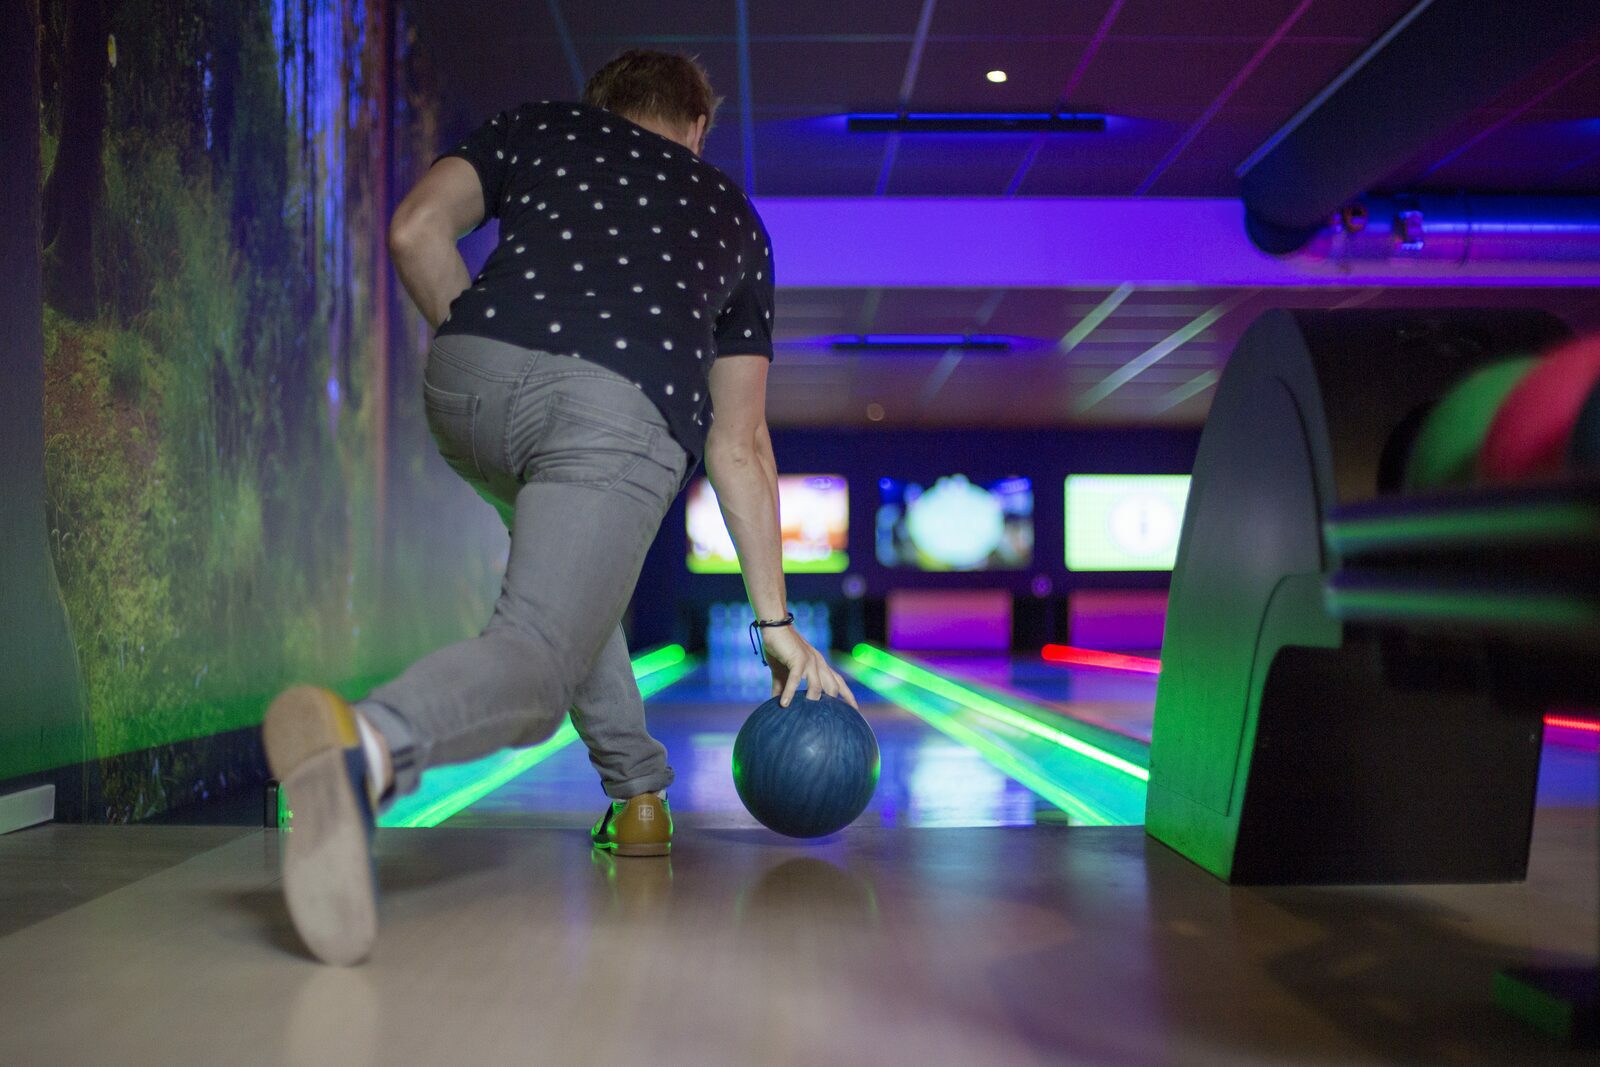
[423,381,484,482]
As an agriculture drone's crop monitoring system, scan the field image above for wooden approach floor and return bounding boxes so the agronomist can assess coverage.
[0,808,1595,1065]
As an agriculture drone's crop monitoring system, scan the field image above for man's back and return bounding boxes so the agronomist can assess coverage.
[436,100,774,461]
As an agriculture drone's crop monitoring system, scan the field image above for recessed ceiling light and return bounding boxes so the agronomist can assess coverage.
[986,70,1007,83]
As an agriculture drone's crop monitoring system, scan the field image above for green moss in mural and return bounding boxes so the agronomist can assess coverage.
[27,0,505,820]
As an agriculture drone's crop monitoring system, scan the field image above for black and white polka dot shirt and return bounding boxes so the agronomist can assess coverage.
[433,101,775,466]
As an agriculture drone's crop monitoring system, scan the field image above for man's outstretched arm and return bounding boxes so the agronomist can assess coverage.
[387,157,484,330]
[705,355,856,708]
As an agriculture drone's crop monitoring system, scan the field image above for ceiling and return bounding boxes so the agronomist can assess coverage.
[770,286,1600,428]
[412,1,1600,428]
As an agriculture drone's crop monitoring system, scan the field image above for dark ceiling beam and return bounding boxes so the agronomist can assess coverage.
[1238,0,1600,254]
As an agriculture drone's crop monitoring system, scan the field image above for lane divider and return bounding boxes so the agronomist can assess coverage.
[841,655,1124,826]
[1039,643,1600,737]
[1041,644,1162,675]
[850,644,1150,782]
[1545,714,1600,735]
[377,645,696,829]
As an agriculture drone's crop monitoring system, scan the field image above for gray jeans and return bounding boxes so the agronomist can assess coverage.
[358,334,688,800]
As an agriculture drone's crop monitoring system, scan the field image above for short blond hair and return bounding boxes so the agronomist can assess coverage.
[582,50,722,134]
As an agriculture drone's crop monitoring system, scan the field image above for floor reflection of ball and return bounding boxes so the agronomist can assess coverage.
[906,476,1003,569]
[1107,494,1179,557]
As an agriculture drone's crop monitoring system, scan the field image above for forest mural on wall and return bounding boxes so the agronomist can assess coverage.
[7,0,505,821]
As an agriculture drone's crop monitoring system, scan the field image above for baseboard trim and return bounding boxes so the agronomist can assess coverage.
[0,784,55,834]
[0,724,268,824]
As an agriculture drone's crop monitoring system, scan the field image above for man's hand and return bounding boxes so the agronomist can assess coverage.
[759,625,858,709]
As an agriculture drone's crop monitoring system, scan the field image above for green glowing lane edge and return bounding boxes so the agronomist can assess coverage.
[840,658,1118,826]
[1492,970,1579,1040]
[849,644,1151,782]
[382,724,582,829]
[376,646,693,829]
[629,643,688,675]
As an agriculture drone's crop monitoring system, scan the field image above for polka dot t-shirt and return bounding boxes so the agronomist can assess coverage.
[433,100,775,466]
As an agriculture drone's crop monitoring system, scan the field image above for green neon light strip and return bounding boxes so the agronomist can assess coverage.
[1326,502,1600,558]
[849,644,1150,782]
[688,551,849,574]
[629,642,689,676]
[378,647,696,829]
[840,658,1118,826]
[1326,587,1600,630]
[381,724,582,829]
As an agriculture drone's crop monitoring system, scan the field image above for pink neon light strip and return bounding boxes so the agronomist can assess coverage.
[1041,647,1600,733]
[1544,714,1600,734]
[1041,644,1163,675]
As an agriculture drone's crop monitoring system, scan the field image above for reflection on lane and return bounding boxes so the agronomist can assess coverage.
[842,649,1148,826]
[457,659,1134,831]
[674,724,1047,829]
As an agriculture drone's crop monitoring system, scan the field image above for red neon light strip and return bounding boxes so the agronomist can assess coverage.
[1544,715,1600,734]
[1041,644,1163,675]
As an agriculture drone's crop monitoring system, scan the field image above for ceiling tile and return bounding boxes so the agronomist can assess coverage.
[749,41,911,112]
[928,1,1113,38]
[885,133,1038,194]
[1141,119,1268,195]
[1111,0,1315,39]
[1226,40,1368,109]
[1016,119,1178,194]
[1288,0,1416,40]
[907,38,1091,111]
[750,115,886,195]
[1068,40,1261,110]
[751,0,929,36]
[559,1,736,39]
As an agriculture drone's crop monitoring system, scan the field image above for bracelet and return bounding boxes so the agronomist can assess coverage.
[747,611,795,666]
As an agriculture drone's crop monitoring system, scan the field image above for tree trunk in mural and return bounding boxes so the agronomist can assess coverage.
[374,0,394,588]
[41,0,111,321]
[0,0,91,800]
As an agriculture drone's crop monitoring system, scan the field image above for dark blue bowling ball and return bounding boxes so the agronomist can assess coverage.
[733,693,880,838]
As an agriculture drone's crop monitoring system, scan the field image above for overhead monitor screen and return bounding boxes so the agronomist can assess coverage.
[1064,474,1191,571]
[876,475,1034,571]
[686,475,849,573]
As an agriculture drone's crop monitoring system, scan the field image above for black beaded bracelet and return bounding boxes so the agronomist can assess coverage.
[747,611,795,666]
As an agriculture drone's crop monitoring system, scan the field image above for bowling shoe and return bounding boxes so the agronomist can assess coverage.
[591,792,673,857]
[263,685,379,966]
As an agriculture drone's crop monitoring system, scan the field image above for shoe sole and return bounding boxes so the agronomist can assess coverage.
[613,841,671,857]
[263,686,377,967]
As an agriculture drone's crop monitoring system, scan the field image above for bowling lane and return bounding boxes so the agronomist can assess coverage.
[445,665,1068,830]
[916,653,1158,743]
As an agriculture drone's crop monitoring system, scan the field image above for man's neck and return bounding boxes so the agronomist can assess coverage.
[622,111,693,153]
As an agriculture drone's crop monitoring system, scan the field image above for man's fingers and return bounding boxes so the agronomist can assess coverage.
[830,671,858,709]
[781,668,803,706]
[805,654,832,699]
